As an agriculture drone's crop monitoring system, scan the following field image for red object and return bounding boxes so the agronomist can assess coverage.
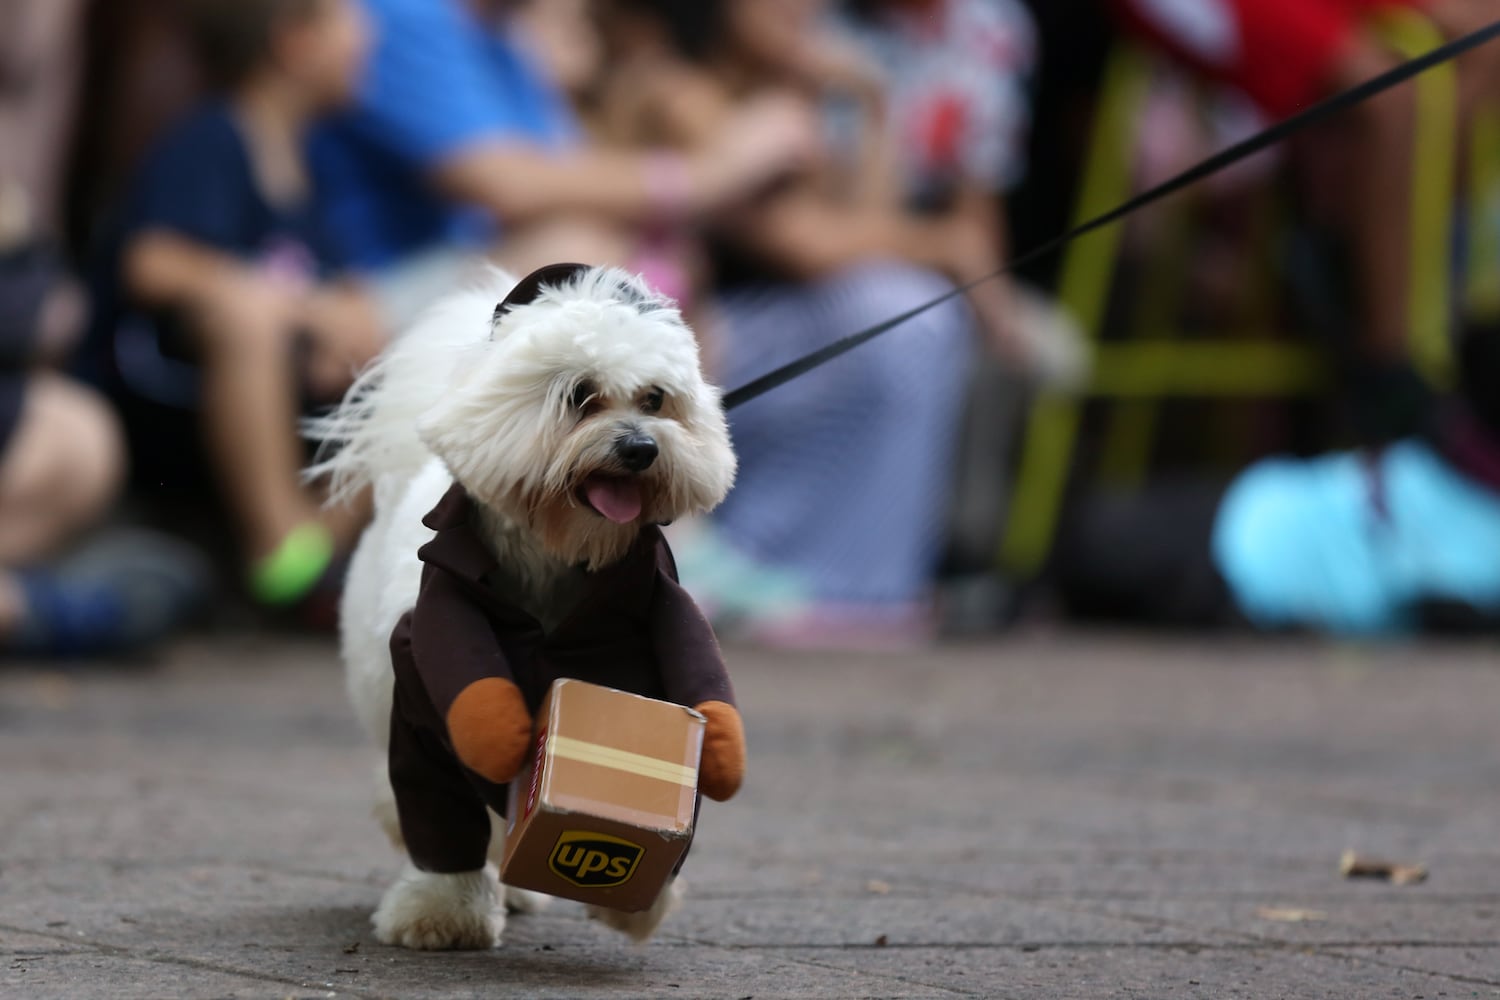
[920,93,968,175]
[1109,0,1429,120]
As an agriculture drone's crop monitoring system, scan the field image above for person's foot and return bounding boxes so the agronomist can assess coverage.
[740,601,936,652]
[668,524,810,625]
[2,529,214,658]
[249,522,335,604]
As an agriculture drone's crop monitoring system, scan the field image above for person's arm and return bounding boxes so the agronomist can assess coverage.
[121,230,307,354]
[354,0,812,228]
[430,94,816,227]
[123,230,271,311]
[301,281,386,400]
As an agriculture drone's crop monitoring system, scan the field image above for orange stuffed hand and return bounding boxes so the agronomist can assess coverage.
[446,677,534,784]
[694,700,746,801]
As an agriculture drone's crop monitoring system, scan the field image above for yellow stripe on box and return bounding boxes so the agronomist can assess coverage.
[549,735,699,787]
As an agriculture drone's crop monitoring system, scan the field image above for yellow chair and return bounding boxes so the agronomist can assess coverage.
[1465,107,1500,323]
[999,16,1461,577]
[1379,7,1459,386]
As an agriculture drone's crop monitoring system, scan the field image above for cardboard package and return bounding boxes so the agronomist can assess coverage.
[500,678,705,911]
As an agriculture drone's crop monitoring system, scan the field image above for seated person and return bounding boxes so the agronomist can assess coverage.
[86,0,379,612]
[842,0,1082,378]
[309,0,816,330]
[597,0,1015,647]
[1,245,208,658]
[1108,0,1500,440]
[1055,328,1500,636]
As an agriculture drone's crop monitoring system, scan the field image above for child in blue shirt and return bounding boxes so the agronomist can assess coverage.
[88,0,378,611]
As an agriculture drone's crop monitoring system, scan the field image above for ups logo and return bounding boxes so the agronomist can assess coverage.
[548,831,644,888]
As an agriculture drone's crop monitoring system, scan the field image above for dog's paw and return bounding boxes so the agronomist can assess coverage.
[502,884,551,915]
[586,878,683,943]
[373,862,505,950]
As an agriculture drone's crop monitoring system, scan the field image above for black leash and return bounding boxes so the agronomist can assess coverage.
[721,18,1500,412]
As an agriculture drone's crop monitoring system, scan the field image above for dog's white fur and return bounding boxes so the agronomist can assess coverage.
[311,267,736,950]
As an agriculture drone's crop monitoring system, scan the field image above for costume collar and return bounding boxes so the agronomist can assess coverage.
[418,482,664,587]
[418,483,498,583]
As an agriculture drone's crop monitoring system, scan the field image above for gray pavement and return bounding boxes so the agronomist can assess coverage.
[3,633,1500,999]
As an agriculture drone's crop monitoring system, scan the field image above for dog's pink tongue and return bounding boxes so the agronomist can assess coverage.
[585,477,643,524]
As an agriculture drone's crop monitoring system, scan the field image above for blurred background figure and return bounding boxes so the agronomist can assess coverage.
[0,0,1491,655]
[1055,327,1500,635]
[592,0,1049,648]
[1109,0,1500,441]
[84,0,380,621]
[1,0,208,659]
[308,0,818,331]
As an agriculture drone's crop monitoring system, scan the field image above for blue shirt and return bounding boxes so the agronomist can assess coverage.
[1212,440,1500,635]
[310,0,579,271]
[86,103,344,406]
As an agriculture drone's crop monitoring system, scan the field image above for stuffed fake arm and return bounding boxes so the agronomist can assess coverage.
[650,572,745,802]
[408,566,533,785]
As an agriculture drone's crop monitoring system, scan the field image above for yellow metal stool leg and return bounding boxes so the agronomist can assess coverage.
[1097,197,1194,486]
[1377,8,1460,387]
[1000,48,1149,575]
[1466,108,1500,323]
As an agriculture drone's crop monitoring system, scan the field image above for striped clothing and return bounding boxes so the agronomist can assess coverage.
[711,262,975,606]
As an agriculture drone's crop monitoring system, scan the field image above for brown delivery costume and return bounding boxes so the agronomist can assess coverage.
[383,264,744,877]
[387,485,743,875]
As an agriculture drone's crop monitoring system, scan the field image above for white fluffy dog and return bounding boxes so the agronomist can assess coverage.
[311,264,737,950]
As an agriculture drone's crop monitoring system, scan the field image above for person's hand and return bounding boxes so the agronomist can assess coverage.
[788,33,886,103]
[31,278,88,367]
[300,284,386,401]
[921,212,1091,385]
[193,265,306,354]
[693,93,821,210]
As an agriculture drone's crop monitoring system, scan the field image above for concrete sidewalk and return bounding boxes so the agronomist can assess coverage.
[3,634,1500,999]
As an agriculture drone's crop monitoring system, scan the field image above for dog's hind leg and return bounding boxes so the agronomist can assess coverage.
[586,878,683,942]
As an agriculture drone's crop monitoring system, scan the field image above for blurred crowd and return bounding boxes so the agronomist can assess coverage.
[2,0,1499,661]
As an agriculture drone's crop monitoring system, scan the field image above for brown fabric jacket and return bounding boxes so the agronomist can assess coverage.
[387,483,734,873]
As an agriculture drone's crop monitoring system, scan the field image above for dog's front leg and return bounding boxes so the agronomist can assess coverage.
[373,861,506,950]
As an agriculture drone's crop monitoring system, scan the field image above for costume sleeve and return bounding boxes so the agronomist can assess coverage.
[409,564,513,710]
[408,564,533,784]
[649,571,736,710]
[651,569,745,801]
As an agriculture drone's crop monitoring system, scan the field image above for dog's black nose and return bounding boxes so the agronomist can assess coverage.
[616,433,658,472]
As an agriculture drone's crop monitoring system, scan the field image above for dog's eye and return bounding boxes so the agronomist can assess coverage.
[569,380,599,413]
[641,387,665,414]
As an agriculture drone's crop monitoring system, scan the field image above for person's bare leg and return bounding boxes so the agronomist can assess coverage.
[195,319,317,563]
[1426,0,1500,117]
[1329,39,1419,363]
[315,481,372,551]
[0,374,124,564]
[0,571,25,640]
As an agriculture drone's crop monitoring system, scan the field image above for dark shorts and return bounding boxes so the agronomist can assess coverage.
[1054,477,1242,628]
[0,372,25,461]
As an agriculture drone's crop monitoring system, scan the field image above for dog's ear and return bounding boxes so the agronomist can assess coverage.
[492,262,592,327]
